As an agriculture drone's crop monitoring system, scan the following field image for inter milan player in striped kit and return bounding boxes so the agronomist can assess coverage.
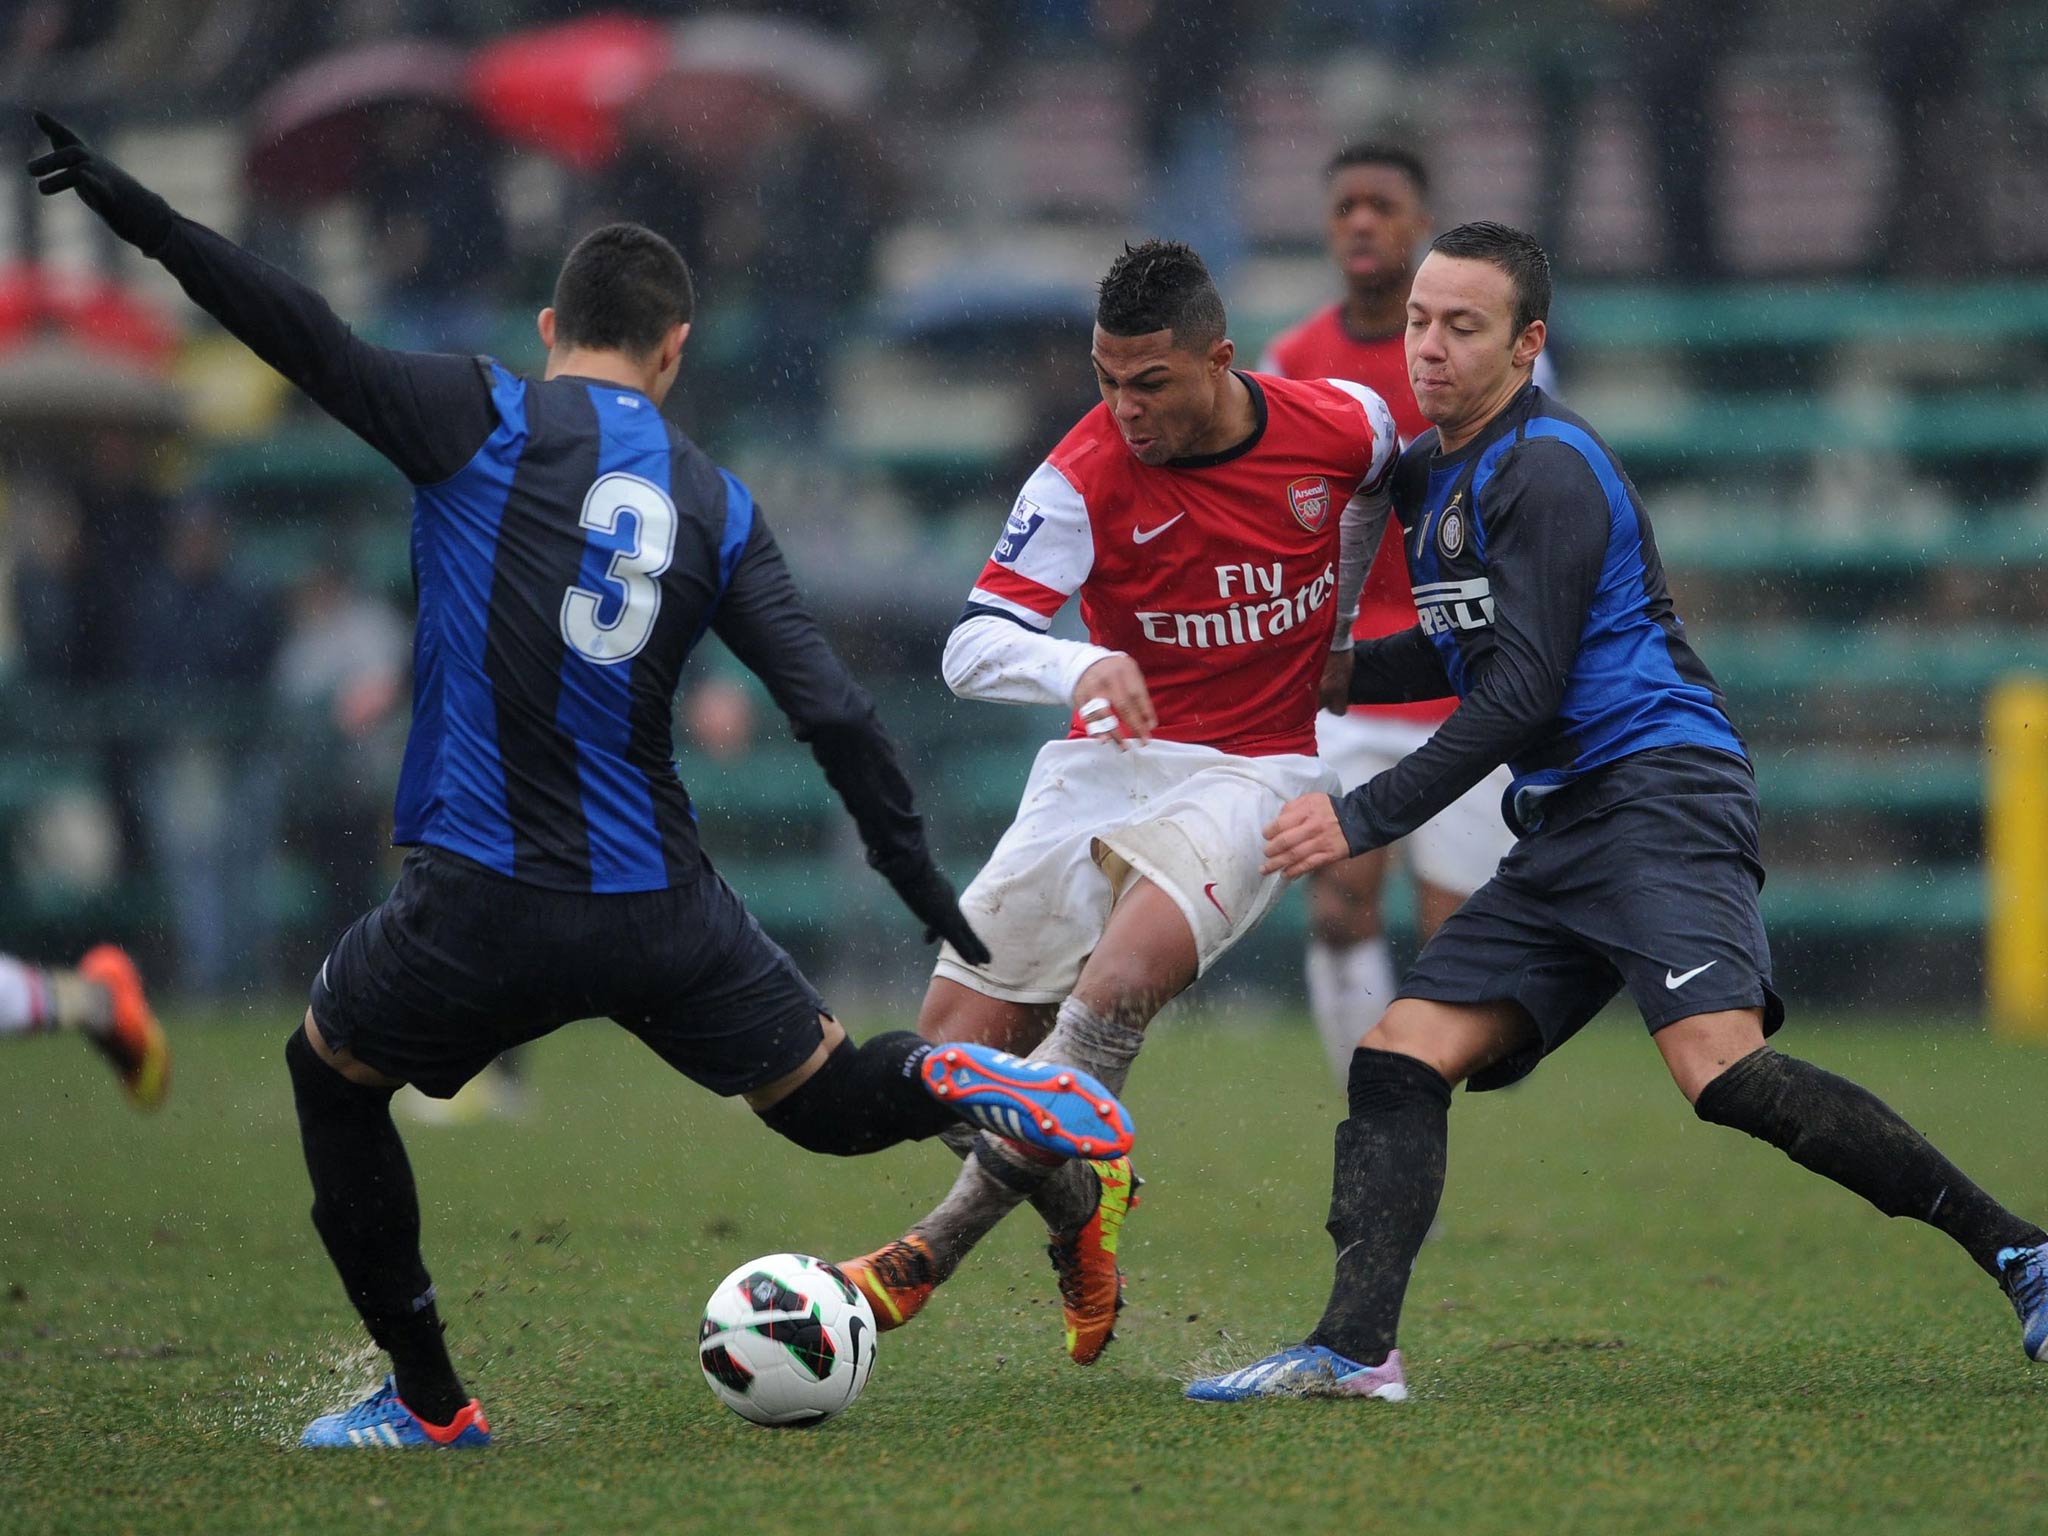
[1192,222,2048,1402]
[28,114,1136,1448]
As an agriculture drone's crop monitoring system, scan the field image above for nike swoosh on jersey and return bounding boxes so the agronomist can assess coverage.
[1665,961,1719,990]
[1132,512,1187,544]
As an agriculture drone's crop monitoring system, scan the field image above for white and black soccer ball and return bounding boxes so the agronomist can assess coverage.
[697,1253,877,1427]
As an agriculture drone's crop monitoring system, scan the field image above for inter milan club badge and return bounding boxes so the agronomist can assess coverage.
[1437,495,1467,559]
[1287,475,1331,532]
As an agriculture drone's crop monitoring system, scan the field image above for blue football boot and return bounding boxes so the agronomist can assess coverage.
[921,1043,1134,1160]
[1185,1344,1407,1403]
[1999,1245,2048,1361]
[299,1376,491,1449]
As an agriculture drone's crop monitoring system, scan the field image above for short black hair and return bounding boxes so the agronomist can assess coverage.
[1095,240,1226,350]
[1324,143,1429,199]
[1429,220,1551,335]
[551,223,695,356]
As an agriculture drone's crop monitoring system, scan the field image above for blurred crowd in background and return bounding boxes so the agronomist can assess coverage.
[0,0,2042,1008]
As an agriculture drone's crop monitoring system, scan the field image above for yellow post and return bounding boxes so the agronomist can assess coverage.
[1988,676,2048,1037]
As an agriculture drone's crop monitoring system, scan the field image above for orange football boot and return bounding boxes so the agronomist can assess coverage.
[77,945,167,1109]
[838,1234,938,1331]
[1048,1156,1140,1365]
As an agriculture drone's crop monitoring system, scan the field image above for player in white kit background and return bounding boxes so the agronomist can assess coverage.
[840,240,1399,1365]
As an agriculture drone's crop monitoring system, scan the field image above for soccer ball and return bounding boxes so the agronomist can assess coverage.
[697,1253,877,1427]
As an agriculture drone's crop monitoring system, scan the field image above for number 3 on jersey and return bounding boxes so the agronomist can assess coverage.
[560,472,678,664]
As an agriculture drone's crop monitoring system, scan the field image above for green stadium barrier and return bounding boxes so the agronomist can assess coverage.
[1551,282,2048,350]
[1762,866,1982,932]
[1699,629,2048,697]
[1656,504,2048,575]
[1595,392,2048,461]
[1752,746,1980,814]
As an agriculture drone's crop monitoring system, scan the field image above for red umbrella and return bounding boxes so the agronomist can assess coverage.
[246,39,473,204]
[0,265,179,368]
[466,13,671,172]
[0,266,183,427]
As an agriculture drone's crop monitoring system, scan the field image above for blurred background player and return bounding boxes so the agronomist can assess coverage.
[0,945,165,1108]
[840,240,1397,1364]
[1260,144,1538,1086]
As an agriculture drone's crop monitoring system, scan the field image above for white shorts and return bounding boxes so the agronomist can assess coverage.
[935,737,1338,1005]
[1315,710,1516,895]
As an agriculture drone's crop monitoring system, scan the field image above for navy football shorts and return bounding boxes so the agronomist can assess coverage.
[1399,746,1784,1092]
[309,845,827,1099]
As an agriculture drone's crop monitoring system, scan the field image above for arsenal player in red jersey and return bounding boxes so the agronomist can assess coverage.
[840,241,1400,1363]
[1261,145,1520,1088]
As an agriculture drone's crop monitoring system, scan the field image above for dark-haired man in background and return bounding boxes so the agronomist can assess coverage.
[840,239,1400,1366]
[1191,221,2048,1403]
[29,113,1138,1449]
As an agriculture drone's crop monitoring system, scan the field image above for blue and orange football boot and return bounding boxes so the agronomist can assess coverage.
[1185,1344,1408,1403]
[1048,1156,1140,1365]
[838,1233,939,1333]
[920,1044,1134,1161]
[77,944,167,1110]
[299,1377,491,1449]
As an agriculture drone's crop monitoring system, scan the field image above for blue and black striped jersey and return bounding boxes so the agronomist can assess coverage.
[397,364,764,890]
[149,216,936,895]
[1339,383,1747,848]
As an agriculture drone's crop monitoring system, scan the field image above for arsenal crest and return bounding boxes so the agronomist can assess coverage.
[1287,476,1331,532]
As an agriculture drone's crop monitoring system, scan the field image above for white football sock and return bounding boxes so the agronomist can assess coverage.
[1307,937,1396,1087]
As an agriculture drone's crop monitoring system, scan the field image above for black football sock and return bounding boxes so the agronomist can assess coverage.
[1695,1047,2048,1280]
[1305,1048,1452,1367]
[286,1028,468,1423]
[757,1031,954,1155]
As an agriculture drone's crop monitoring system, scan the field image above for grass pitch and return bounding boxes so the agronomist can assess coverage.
[4,1006,2047,1535]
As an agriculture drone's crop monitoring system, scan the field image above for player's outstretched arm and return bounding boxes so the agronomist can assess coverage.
[711,516,990,964]
[27,113,493,485]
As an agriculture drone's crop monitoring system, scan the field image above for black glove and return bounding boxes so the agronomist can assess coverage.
[887,863,991,967]
[27,112,175,254]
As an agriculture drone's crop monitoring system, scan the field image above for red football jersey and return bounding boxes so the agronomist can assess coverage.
[967,373,1397,758]
[1261,304,1450,726]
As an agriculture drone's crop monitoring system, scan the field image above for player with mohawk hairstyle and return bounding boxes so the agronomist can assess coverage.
[839,240,1402,1363]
